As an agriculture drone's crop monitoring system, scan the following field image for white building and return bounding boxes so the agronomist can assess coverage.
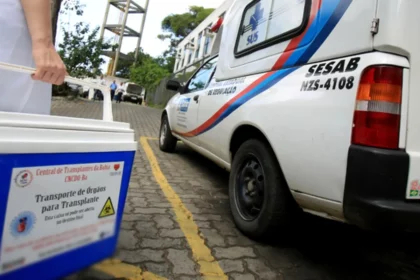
[173,0,234,73]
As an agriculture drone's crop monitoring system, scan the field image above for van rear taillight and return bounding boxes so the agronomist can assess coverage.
[352,66,403,149]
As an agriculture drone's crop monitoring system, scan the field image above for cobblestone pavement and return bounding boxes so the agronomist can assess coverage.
[54,99,420,280]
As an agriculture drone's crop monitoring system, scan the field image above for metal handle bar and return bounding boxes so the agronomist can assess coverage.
[0,62,113,121]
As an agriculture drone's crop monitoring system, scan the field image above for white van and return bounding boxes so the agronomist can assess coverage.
[122,82,144,105]
[159,0,420,239]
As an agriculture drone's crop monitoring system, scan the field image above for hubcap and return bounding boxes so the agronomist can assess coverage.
[234,155,265,221]
[160,121,167,145]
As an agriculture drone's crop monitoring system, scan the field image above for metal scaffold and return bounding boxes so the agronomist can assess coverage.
[99,0,149,76]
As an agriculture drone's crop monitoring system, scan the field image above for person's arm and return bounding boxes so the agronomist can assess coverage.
[20,0,66,85]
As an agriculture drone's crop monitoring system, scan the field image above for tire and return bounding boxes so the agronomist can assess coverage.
[159,115,177,153]
[138,99,143,105]
[229,138,299,240]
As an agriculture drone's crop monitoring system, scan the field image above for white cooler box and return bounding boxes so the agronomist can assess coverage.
[0,63,137,280]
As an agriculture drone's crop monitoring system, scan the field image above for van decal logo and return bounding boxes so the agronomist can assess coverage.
[250,3,264,31]
[244,2,264,46]
[177,98,191,112]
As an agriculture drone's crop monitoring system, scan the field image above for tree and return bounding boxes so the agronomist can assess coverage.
[115,50,174,79]
[115,49,150,79]
[130,56,170,92]
[51,0,85,44]
[115,52,137,79]
[58,22,114,78]
[161,6,215,38]
[158,6,215,73]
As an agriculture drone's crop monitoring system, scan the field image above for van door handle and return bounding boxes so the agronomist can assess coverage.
[193,95,199,103]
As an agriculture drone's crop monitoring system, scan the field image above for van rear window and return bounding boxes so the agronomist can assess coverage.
[235,0,310,58]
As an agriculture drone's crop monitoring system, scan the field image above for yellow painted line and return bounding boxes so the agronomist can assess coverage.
[93,259,166,280]
[140,137,228,279]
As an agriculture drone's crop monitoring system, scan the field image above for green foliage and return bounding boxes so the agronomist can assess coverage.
[52,0,85,43]
[153,55,176,74]
[129,55,170,92]
[158,6,215,73]
[58,22,115,78]
[115,48,175,79]
[115,52,138,79]
[161,6,215,37]
[115,49,151,78]
[60,0,85,16]
[162,55,176,74]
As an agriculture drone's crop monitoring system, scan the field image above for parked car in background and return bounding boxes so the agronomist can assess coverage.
[80,78,99,99]
[67,82,83,95]
[81,84,91,98]
[122,82,144,105]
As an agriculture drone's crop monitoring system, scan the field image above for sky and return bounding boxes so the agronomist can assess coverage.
[57,0,225,70]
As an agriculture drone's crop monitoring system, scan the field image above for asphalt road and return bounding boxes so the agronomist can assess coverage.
[53,98,420,280]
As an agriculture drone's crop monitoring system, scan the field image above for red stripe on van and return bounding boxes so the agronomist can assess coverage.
[174,72,275,137]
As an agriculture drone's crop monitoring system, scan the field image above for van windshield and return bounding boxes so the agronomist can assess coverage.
[127,84,143,95]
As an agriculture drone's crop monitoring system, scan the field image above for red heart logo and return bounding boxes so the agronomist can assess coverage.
[114,164,120,171]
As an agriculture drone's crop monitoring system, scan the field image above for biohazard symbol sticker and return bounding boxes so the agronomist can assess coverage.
[98,197,115,218]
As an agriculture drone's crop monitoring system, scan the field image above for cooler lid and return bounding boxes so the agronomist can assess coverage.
[0,112,133,134]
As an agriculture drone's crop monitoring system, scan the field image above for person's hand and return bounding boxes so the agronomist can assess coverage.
[32,44,67,85]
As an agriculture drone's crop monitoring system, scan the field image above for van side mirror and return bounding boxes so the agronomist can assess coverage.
[166,80,182,92]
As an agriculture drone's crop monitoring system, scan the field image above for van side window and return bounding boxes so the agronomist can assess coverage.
[185,57,219,93]
[235,0,310,58]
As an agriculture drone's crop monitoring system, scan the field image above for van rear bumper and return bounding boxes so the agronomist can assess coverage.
[343,145,420,232]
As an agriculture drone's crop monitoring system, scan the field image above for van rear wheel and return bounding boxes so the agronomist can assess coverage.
[229,139,298,239]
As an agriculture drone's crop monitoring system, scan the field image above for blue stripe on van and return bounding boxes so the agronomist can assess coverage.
[296,0,353,65]
[286,0,344,67]
[198,68,297,135]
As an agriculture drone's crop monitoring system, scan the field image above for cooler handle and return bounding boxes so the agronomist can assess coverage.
[0,62,113,122]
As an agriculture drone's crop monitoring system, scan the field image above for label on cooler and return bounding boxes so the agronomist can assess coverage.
[0,162,124,275]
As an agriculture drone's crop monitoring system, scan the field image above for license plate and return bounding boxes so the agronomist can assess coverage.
[131,97,137,100]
